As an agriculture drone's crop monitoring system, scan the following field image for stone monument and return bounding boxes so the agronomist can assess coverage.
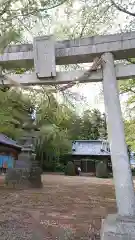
[18,134,42,188]
[5,107,42,188]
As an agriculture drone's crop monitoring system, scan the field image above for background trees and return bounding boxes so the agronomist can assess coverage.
[0,88,32,139]
[33,90,107,169]
[0,86,107,170]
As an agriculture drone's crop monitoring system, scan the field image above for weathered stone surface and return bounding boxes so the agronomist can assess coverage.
[102,52,135,216]
[96,161,108,178]
[3,63,135,86]
[5,166,42,189]
[17,151,32,169]
[101,214,135,240]
[28,157,42,188]
[7,134,43,189]
[28,167,42,188]
[1,31,135,68]
[5,168,30,189]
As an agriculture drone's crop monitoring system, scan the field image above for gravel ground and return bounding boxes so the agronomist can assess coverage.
[0,174,117,240]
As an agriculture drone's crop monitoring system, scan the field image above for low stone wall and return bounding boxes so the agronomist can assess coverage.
[5,166,42,189]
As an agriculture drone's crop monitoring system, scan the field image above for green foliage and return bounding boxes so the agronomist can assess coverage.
[110,0,135,24]
[96,161,108,178]
[34,95,107,168]
[0,89,32,139]
[0,84,107,172]
[35,124,71,168]
[55,163,65,172]
[0,0,68,54]
[68,109,107,140]
[53,0,116,41]
[132,168,135,176]
[124,120,135,151]
[119,78,135,150]
[34,93,72,167]
[65,161,76,176]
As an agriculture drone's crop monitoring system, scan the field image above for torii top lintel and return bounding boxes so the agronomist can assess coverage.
[0,31,135,69]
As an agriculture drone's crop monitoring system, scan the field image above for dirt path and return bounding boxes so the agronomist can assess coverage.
[0,175,116,239]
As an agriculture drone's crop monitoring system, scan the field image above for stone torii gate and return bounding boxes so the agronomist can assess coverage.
[1,32,135,239]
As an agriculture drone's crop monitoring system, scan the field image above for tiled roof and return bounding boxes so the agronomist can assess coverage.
[0,134,22,150]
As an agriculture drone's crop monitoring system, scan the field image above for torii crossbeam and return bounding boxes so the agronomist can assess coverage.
[1,32,135,239]
[0,32,135,87]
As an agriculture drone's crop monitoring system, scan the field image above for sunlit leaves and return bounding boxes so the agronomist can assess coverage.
[0,89,32,139]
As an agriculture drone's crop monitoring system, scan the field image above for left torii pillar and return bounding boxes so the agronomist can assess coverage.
[101,52,135,240]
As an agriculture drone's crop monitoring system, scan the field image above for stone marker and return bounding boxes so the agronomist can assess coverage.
[28,153,42,188]
[5,135,42,189]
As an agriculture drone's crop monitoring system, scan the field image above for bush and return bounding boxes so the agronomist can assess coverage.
[96,161,108,178]
[65,161,76,176]
[132,168,135,176]
[55,163,65,172]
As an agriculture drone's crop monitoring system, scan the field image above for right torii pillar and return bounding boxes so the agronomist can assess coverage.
[101,52,135,239]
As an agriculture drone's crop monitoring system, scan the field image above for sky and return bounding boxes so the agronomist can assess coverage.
[71,83,105,112]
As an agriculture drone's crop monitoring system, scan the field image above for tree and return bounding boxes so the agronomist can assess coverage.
[0,0,69,54]
[0,88,33,139]
[33,90,72,170]
[66,108,107,140]
[125,120,135,150]
[65,161,76,176]
[53,0,114,40]
[28,86,107,169]
[110,0,135,17]
[77,109,107,140]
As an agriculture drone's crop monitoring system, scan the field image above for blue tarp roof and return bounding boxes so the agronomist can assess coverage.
[0,134,22,150]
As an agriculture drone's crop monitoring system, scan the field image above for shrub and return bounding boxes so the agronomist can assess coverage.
[132,168,135,176]
[55,163,65,172]
[65,161,76,176]
[96,161,108,178]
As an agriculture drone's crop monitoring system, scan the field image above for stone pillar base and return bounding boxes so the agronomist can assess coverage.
[5,168,30,189]
[101,214,135,240]
[28,166,43,188]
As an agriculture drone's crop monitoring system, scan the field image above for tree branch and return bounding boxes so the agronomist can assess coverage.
[110,0,135,17]
[80,4,112,38]
[8,0,68,16]
[0,0,68,22]
[120,87,135,95]
[127,58,135,64]
[0,0,12,17]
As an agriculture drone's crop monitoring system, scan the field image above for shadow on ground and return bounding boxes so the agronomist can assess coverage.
[0,175,116,239]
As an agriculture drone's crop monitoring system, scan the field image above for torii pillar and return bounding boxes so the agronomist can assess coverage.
[101,52,135,239]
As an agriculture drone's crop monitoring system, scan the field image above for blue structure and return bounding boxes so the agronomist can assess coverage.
[0,155,14,168]
[0,134,22,169]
